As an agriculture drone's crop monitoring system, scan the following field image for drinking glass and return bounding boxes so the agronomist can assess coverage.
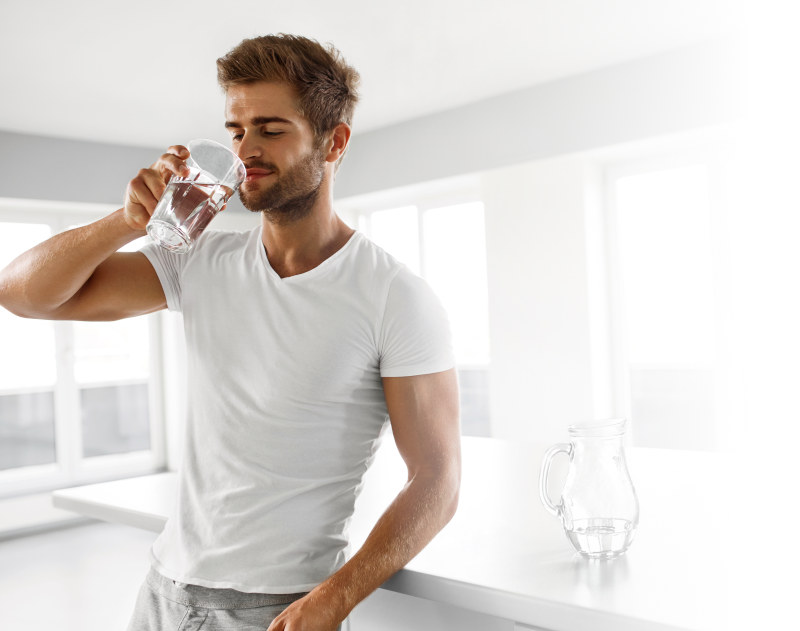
[146,139,246,253]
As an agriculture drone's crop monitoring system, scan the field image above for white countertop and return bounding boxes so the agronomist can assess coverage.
[53,436,742,631]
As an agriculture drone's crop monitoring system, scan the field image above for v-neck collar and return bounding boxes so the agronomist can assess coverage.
[257,228,361,284]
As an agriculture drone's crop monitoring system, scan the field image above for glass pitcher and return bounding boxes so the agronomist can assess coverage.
[538,418,639,558]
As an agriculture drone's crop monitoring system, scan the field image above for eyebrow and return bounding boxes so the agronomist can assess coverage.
[225,116,293,129]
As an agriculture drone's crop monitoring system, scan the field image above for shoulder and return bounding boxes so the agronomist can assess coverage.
[347,232,405,275]
[341,233,445,311]
[386,266,445,313]
[378,262,454,377]
[333,232,408,298]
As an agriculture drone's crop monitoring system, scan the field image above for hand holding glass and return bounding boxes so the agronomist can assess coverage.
[146,139,246,253]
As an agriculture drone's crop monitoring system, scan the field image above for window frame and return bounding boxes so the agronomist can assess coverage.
[0,198,166,497]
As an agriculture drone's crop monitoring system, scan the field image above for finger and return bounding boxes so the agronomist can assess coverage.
[166,144,190,159]
[154,154,190,179]
[140,168,172,203]
[127,169,164,214]
[153,145,191,179]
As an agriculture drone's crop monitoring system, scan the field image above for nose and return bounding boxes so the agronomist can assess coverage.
[234,132,262,163]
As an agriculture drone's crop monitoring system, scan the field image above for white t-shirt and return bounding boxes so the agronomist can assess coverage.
[140,226,454,593]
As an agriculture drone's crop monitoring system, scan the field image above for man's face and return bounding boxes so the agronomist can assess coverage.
[224,82,327,222]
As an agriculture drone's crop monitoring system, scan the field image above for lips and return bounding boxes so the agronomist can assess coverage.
[244,168,274,182]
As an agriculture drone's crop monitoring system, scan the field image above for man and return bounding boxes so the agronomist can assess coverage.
[0,34,460,630]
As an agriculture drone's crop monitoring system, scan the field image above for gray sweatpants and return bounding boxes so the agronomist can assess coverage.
[126,568,307,630]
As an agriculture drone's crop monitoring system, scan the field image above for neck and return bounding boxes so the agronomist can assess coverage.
[260,176,354,278]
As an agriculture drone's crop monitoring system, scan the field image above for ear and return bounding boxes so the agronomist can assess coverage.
[324,122,352,164]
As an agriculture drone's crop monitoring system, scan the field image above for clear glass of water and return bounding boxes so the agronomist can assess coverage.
[146,139,246,253]
[539,419,639,559]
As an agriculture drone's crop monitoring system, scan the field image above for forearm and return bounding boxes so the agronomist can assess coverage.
[312,467,460,622]
[268,372,461,631]
[0,208,143,318]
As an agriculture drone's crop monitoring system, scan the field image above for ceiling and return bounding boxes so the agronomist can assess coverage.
[0,0,740,150]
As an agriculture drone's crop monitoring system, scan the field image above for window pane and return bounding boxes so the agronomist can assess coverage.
[422,203,491,437]
[457,368,491,437]
[0,392,56,470]
[73,318,150,384]
[616,165,715,365]
[0,223,58,470]
[615,164,718,450]
[73,318,151,457]
[0,223,57,389]
[80,383,150,457]
[422,202,491,366]
[365,206,421,274]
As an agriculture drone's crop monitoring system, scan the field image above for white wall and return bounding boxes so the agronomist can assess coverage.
[336,39,740,199]
[480,157,597,442]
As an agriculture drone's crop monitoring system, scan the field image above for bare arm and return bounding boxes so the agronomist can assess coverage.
[0,146,191,321]
[268,368,461,631]
[0,210,164,320]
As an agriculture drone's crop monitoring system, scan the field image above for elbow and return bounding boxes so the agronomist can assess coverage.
[448,473,461,525]
[410,457,460,531]
[0,281,25,318]
[0,287,49,320]
[442,488,459,530]
[0,269,66,320]
[439,458,461,527]
[0,270,35,318]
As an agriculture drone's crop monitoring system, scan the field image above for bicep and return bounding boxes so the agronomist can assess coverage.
[382,369,461,479]
[54,252,166,321]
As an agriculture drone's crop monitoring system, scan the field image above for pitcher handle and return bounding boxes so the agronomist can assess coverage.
[538,442,573,517]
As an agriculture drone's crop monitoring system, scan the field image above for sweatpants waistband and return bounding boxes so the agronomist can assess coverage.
[145,568,307,609]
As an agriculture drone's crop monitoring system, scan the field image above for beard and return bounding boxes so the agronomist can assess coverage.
[238,148,327,225]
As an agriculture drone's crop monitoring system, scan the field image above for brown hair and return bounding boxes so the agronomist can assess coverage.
[217,34,360,144]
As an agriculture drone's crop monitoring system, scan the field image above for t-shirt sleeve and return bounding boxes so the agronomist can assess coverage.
[378,267,455,378]
[139,241,186,312]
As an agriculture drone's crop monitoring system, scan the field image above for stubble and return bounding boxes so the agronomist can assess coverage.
[238,149,327,226]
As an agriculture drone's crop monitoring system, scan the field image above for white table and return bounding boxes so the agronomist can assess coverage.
[53,437,745,631]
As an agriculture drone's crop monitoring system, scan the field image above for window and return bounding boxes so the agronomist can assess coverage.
[606,157,730,450]
[352,198,492,436]
[0,201,165,496]
[0,223,58,472]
